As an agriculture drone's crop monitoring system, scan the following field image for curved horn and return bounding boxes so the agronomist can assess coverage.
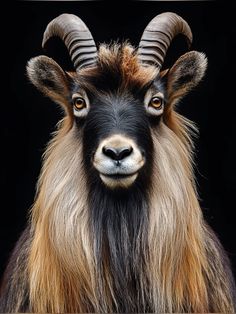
[42,13,97,72]
[138,12,193,69]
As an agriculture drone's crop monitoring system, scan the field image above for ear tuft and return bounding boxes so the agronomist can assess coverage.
[167,51,207,105]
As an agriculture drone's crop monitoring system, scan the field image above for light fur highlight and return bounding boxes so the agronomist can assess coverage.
[27,113,235,313]
[29,118,96,312]
[1,44,235,313]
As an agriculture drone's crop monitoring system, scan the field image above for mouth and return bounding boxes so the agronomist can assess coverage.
[99,172,138,189]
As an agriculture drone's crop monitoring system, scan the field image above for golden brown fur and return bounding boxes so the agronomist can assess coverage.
[1,44,235,313]
[28,115,235,313]
[29,119,94,312]
[149,115,235,312]
[76,44,159,93]
[28,47,234,312]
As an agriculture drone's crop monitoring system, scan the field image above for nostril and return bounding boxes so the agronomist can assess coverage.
[102,147,119,160]
[102,146,133,161]
[118,147,133,160]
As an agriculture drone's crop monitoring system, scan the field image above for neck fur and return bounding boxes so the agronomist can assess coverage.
[28,117,234,313]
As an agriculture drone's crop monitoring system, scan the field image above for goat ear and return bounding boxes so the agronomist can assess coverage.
[27,56,70,107]
[166,51,207,106]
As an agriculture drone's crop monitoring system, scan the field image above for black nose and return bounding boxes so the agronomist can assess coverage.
[102,146,133,161]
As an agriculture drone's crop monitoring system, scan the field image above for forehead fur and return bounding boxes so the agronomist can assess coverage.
[76,43,159,93]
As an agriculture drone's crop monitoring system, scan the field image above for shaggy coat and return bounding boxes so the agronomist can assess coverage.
[0,44,235,313]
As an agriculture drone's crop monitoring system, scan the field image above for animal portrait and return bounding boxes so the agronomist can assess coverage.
[0,10,235,313]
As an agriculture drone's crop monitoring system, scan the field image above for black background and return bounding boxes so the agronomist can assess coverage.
[1,1,236,283]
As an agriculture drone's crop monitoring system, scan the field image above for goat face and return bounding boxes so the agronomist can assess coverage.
[80,80,165,189]
[83,92,157,189]
[26,13,207,190]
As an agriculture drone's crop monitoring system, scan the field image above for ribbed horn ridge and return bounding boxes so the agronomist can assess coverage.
[42,13,97,71]
[138,12,193,68]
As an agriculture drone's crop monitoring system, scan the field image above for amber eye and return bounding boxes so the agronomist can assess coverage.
[73,97,86,110]
[149,97,163,110]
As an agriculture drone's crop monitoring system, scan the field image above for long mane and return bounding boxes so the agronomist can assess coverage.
[27,45,235,313]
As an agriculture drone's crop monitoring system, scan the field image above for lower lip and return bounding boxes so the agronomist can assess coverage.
[100,172,137,179]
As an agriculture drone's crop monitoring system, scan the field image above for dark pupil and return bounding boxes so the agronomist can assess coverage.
[153,97,160,104]
[75,98,84,107]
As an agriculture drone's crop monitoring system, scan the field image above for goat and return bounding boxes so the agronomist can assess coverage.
[0,12,235,313]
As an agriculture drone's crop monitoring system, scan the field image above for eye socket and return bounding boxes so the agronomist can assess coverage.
[149,96,163,110]
[73,97,86,110]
